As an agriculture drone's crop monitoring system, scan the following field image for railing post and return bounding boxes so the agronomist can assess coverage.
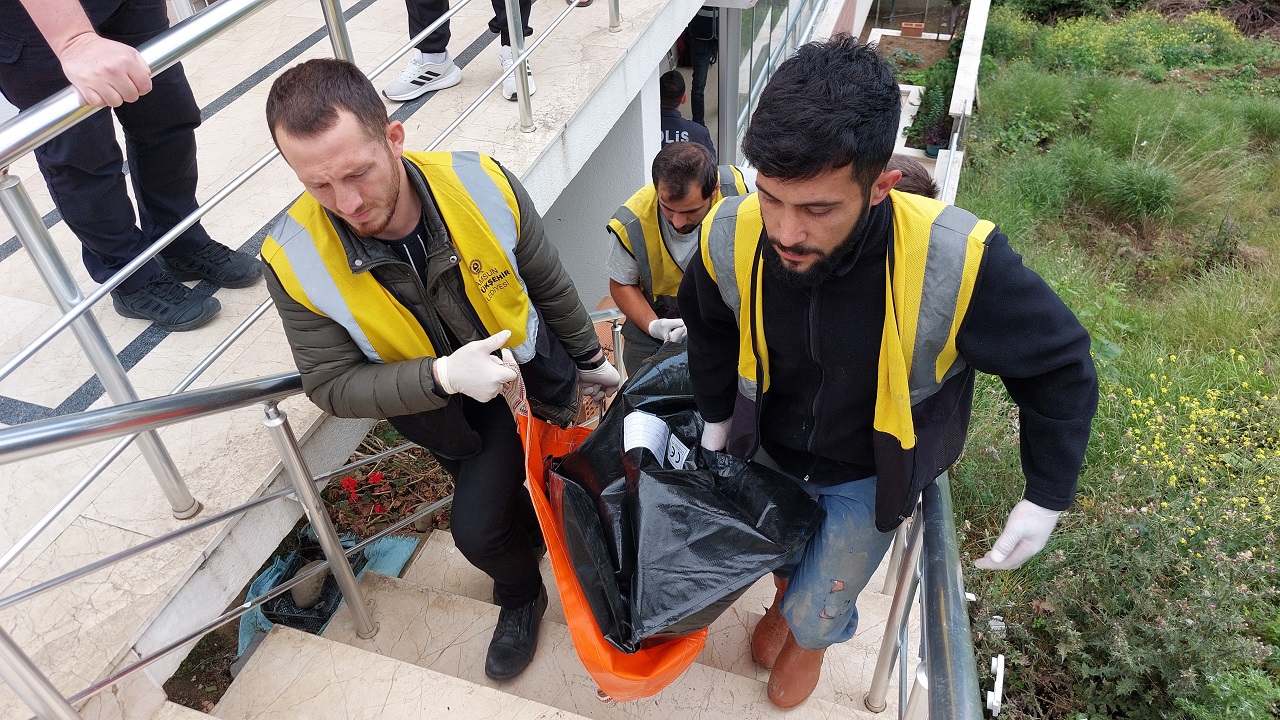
[504,0,535,131]
[881,520,909,595]
[902,662,930,720]
[865,511,923,712]
[0,171,200,520]
[318,0,355,62]
[260,401,378,639]
[0,626,83,720]
[611,319,625,377]
[608,0,622,32]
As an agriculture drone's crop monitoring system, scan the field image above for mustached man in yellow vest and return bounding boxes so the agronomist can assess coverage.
[606,142,752,373]
[262,59,619,682]
[677,38,1098,708]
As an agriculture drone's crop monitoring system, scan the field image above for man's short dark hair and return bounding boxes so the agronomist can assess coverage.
[266,58,388,146]
[742,35,901,193]
[651,142,717,200]
[659,70,686,109]
[886,156,939,199]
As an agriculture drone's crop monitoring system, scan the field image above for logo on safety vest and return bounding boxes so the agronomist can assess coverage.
[469,259,483,274]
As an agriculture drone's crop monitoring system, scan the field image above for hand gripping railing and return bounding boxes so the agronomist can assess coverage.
[864,473,984,719]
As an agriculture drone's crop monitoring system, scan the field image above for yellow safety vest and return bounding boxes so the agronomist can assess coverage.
[607,165,751,308]
[261,151,537,363]
[701,188,992,459]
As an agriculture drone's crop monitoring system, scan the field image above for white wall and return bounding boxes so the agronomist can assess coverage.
[542,69,663,309]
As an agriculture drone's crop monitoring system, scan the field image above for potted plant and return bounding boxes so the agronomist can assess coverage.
[923,119,950,158]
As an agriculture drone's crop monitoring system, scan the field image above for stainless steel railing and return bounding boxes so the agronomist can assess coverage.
[863,472,984,719]
[0,307,623,718]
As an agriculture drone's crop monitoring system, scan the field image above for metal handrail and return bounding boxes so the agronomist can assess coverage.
[0,298,277,575]
[920,474,983,718]
[0,373,302,465]
[863,472,984,718]
[940,101,969,205]
[0,0,275,170]
[66,493,454,705]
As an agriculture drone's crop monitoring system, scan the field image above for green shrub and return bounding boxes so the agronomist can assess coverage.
[979,61,1079,129]
[1180,10,1245,62]
[1034,10,1245,75]
[1176,669,1280,720]
[1101,160,1179,223]
[1239,96,1280,145]
[984,6,1040,60]
[1005,155,1071,215]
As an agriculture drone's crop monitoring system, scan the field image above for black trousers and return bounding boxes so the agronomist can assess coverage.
[0,0,212,293]
[390,397,544,607]
[406,0,533,51]
[689,37,716,126]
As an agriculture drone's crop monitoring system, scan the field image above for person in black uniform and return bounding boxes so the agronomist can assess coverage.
[659,71,716,160]
[686,6,717,127]
[0,0,260,331]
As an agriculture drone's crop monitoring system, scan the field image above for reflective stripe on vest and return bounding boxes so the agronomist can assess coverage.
[701,189,991,446]
[262,151,537,363]
[608,165,752,305]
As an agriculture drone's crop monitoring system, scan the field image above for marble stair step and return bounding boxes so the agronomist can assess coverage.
[324,572,884,719]
[401,530,912,714]
[152,700,218,720]
[214,624,590,720]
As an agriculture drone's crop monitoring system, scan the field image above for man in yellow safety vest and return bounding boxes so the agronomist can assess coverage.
[678,37,1098,708]
[262,59,620,682]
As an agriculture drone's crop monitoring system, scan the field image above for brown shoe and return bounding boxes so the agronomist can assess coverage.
[751,575,789,668]
[767,631,825,709]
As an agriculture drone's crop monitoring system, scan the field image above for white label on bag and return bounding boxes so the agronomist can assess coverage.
[666,434,690,470]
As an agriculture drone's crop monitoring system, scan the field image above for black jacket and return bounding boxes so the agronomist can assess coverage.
[660,108,717,161]
[678,195,1097,514]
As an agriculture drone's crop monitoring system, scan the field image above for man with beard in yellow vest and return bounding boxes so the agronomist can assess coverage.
[678,37,1098,708]
[607,142,751,373]
[262,59,620,682]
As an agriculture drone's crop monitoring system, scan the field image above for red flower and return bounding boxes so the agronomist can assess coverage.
[368,472,385,485]
[340,476,358,493]
[373,504,388,514]
[348,491,360,505]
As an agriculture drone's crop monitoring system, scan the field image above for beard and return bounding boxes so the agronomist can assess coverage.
[762,203,874,289]
[344,155,402,238]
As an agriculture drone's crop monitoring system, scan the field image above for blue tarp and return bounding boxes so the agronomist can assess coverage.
[237,531,419,656]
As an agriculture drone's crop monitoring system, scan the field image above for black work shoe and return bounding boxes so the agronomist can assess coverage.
[159,241,263,288]
[484,584,548,681]
[111,275,221,331]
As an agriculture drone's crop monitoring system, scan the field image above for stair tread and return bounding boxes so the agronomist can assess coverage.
[152,700,214,720]
[324,571,887,719]
[402,530,913,713]
[215,624,592,719]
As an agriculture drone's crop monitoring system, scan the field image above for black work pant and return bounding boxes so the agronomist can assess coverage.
[0,0,212,293]
[390,397,544,607]
[406,0,533,51]
[689,37,716,126]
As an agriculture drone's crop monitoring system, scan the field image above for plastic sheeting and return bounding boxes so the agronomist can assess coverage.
[551,345,824,653]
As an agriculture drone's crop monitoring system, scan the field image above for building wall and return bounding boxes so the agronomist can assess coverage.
[541,69,663,309]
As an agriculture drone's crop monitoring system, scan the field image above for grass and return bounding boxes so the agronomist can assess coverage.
[951,40,1280,718]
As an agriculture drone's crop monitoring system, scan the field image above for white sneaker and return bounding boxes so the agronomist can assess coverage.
[383,49,462,102]
[499,46,536,101]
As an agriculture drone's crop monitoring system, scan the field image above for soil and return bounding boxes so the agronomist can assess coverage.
[162,618,241,713]
[876,35,952,70]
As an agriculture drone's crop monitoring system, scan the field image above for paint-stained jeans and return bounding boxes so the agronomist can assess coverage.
[779,475,897,650]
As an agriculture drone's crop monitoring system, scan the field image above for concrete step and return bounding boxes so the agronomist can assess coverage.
[401,530,913,715]
[214,624,591,719]
[323,571,884,719]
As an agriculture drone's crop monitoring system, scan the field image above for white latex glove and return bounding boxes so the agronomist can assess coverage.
[578,359,621,405]
[701,419,731,452]
[974,500,1063,570]
[433,330,518,402]
[648,318,688,343]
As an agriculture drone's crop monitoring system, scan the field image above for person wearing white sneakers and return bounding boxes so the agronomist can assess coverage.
[383,0,463,101]
[384,0,535,103]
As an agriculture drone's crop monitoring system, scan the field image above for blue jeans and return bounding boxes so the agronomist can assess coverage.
[779,476,897,650]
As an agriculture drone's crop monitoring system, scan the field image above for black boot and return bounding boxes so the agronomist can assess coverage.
[484,583,548,680]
